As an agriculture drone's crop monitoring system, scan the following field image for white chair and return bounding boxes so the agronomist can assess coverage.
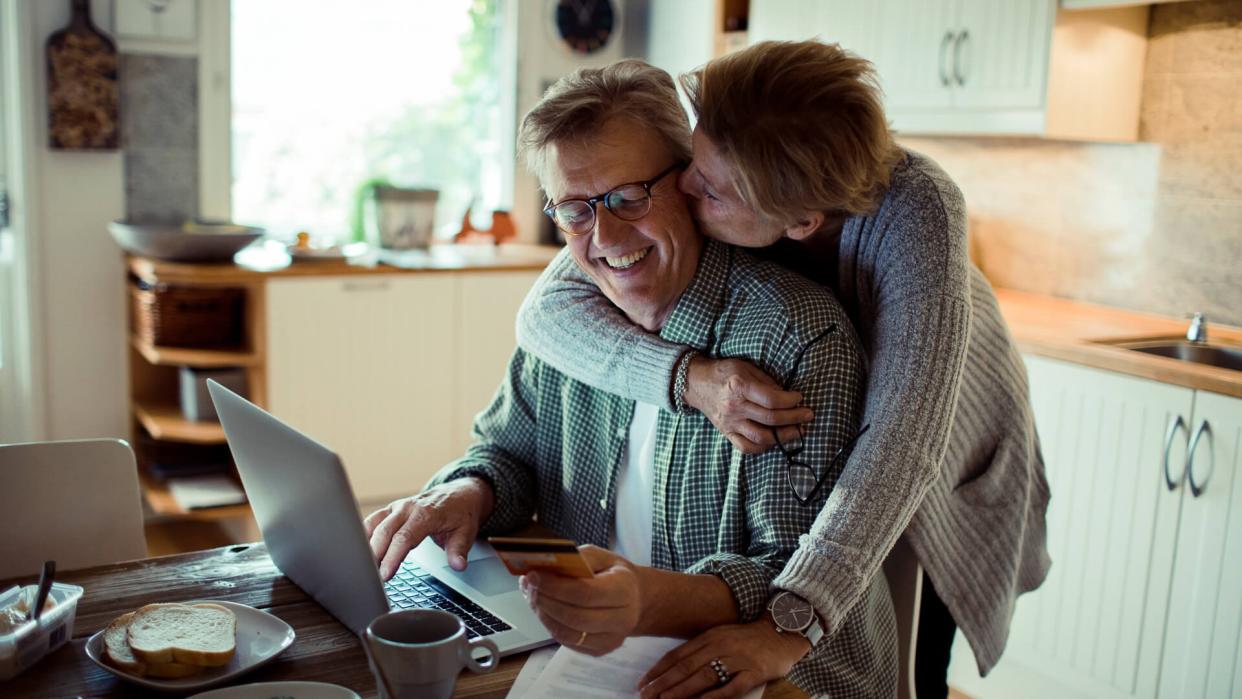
[0,439,147,579]
[883,536,924,699]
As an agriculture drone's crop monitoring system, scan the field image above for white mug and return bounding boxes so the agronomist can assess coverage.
[362,609,499,699]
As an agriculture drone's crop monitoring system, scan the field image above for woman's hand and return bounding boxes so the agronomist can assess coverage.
[638,618,811,699]
[520,545,645,656]
[683,357,812,454]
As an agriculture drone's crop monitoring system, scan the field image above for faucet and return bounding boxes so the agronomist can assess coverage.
[1187,312,1208,344]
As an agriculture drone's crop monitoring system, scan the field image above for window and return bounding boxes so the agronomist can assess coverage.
[231,0,509,243]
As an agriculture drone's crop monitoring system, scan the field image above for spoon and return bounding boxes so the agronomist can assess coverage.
[27,560,55,622]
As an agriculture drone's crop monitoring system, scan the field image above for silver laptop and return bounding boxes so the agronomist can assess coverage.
[206,380,553,655]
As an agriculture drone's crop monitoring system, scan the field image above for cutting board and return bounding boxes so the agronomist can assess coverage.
[46,0,119,150]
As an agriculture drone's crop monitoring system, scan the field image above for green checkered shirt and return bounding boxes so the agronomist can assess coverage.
[432,239,866,618]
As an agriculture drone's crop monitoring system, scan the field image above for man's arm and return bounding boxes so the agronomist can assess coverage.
[366,348,543,578]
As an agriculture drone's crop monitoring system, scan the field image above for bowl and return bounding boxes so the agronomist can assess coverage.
[108,220,264,263]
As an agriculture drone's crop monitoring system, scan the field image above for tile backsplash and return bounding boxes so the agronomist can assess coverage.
[120,54,198,223]
[904,0,1242,328]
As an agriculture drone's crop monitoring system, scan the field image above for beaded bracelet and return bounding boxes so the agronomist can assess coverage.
[672,349,699,413]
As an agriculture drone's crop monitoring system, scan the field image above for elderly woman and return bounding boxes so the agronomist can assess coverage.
[516,41,1051,699]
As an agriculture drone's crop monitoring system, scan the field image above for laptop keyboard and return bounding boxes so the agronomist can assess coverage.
[384,561,513,639]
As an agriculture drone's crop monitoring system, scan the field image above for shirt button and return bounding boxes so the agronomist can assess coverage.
[599,498,608,510]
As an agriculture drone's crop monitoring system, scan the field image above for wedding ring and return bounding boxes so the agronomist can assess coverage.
[709,657,730,685]
[577,630,588,646]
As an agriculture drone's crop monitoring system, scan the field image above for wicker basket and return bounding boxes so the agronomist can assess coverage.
[131,279,244,348]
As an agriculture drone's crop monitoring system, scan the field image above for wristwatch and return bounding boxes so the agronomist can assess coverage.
[767,591,825,646]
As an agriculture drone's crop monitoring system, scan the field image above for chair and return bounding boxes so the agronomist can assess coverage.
[883,536,924,699]
[0,439,147,580]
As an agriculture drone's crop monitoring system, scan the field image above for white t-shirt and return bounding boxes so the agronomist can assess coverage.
[610,402,659,567]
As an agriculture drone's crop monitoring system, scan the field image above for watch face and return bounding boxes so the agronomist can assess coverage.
[555,0,614,55]
[771,592,814,633]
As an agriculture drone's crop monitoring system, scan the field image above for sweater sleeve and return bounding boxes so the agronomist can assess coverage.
[515,247,688,411]
[772,169,973,638]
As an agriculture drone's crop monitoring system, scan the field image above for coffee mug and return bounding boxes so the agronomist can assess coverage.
[362,609,499,699]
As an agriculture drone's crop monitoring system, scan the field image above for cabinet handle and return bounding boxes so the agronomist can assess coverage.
[952,30,969,86]
[939,31,954,87]
[1163,415,1188,491]
[342,280,391,292]
[1186,420,1212,498]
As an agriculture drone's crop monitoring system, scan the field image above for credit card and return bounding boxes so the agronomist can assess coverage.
[487,536,595,578]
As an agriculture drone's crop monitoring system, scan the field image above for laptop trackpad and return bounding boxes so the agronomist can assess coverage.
[447,557,517,597]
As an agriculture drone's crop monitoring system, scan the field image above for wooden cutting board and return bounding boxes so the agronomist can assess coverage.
[46,0,119,150]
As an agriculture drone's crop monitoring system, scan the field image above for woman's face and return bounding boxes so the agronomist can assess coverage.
[677,127,786,248]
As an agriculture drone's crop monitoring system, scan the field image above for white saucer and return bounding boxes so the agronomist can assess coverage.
[189,681,361,699]
[84,600,296,692]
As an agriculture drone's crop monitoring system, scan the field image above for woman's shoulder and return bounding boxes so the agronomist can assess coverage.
[882,149,966,216]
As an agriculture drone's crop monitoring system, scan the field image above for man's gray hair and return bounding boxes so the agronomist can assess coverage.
[518,59,692,188]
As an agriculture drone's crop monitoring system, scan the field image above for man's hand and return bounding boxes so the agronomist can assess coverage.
[683,357,812,454]
[638,617,811,699]
[520,545,644,656]
[363,477,494,581]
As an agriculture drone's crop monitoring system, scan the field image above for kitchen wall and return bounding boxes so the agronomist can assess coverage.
[120,54,198,221]
[903,0,1242,328]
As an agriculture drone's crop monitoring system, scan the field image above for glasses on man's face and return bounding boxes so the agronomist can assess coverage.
[543,161,685,237]
[774,423,871,505]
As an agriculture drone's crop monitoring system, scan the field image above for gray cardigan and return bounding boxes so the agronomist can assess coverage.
[514,150,1051,674]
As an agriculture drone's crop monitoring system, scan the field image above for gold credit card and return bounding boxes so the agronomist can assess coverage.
[487,536,595,578]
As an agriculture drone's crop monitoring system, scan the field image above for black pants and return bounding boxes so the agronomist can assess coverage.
[914,571,957,699]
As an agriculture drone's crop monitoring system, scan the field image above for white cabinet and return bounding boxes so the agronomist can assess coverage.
[265,270,541,505]
[1159,390,1242,698]
[741,0,1145,140]
[949,357,1242,699]
[266,275,458,504]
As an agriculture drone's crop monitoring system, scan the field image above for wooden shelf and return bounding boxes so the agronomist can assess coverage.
[134,400,226,444]
[131,335,259,368]
[138,469,250,521]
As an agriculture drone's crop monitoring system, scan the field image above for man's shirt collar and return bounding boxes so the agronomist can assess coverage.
[658,238,731,351]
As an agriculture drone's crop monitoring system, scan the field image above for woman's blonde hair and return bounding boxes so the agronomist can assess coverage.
[519,59,692,187]
[681,40,903,221]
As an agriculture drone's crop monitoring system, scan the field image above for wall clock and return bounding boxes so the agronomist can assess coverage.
[554,0,615,55]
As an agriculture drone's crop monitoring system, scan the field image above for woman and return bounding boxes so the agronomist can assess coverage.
[517,41,1051,698]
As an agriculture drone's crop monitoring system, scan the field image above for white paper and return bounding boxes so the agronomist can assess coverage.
[167,474,247,509]
[507,645,556,698]
[513,636,764,699]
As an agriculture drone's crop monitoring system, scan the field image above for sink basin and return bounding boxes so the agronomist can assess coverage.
[1113,340,1242,372]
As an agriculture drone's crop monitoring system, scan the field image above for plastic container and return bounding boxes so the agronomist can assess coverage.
[0,582,84,680]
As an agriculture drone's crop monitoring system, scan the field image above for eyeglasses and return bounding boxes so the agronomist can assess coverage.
[543,161,685,237]
[766,323,870,505]
[775,423,870,505]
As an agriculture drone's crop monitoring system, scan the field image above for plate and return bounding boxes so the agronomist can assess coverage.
[189,681,361,699]
[84,600,296,693]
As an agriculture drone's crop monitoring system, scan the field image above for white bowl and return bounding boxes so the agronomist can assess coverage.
[108,221,264,263]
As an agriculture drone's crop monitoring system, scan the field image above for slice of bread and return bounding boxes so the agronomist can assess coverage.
[126,603,237,667]
[102,610,206,678]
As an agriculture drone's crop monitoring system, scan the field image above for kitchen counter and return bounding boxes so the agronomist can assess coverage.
[127,242,562,286]
[997,289,1242,399]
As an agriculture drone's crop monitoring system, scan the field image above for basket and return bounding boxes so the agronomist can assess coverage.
[131,279,244,348]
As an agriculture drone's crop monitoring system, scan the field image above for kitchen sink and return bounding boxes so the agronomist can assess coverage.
[1111,340,1242,372]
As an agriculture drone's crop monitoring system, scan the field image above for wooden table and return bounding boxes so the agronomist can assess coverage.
[3,544,804,698]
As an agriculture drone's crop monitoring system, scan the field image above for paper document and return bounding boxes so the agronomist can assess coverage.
[510,636,764,698]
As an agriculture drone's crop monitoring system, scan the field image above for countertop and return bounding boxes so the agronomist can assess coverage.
[996,288,1242,399]
[127,242,563,286]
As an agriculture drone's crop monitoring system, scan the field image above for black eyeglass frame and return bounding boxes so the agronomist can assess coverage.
[542,160,686,237]
[774,423,871,506]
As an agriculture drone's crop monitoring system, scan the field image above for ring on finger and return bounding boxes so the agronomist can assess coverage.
[709,657,730,686]
[577,630,588,646]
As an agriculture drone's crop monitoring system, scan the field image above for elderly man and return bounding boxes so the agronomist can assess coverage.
[365,60,895,697]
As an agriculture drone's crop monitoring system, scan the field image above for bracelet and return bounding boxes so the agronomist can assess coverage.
[672,350,698,414]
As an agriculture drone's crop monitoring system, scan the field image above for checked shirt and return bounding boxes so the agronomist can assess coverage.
[430,239,896,696]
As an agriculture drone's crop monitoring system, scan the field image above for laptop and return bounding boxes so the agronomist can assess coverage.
[206,380,554,655]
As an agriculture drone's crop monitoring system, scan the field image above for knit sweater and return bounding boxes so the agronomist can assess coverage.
[514,150,1051,675]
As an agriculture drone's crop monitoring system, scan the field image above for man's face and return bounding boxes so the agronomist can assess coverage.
[544,118,702,332]
[678,127,786,248]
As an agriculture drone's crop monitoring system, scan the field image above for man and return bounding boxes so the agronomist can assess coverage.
[365,60,896,697]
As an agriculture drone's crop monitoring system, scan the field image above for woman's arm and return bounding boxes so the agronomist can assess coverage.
[515,248,685,410]
[517,248,810,449]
